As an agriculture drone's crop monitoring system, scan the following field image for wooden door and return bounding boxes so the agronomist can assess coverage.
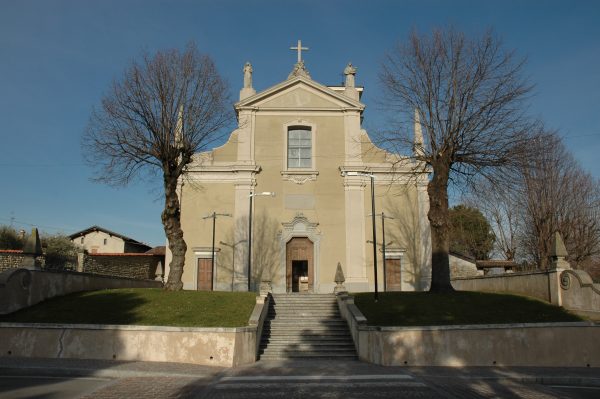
[286,237,314,292]
[197,258,213,291]
[386,258,402,291]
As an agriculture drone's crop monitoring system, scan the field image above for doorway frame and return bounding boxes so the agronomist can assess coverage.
[286,237,314,292]
[193,248,219,291]
[384,248,404,292]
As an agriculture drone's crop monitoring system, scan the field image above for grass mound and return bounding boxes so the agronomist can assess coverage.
[353,291,583,327]
[0,289,256,327]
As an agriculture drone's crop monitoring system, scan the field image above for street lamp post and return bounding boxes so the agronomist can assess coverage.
[219,239,247,291]
[381,212,394,292]
[248,191,275,292]
[344,171,378,301]
[203,212,231,290]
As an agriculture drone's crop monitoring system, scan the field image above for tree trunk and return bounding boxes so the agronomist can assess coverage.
[163,174,186,291]
[427,161,455,292]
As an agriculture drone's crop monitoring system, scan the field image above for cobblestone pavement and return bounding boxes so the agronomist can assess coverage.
[1,357,599,398]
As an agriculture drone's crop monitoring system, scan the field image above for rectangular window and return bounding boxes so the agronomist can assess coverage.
[103,238,107,245]
[287,127,311,168]
[80,237,84,244]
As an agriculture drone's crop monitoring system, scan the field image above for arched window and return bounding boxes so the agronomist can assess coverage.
[287,126,312,168]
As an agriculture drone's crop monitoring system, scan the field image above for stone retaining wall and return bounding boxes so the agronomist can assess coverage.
[0,323,256,367]
[0,251,44,272]
[82,253,160,280]
[0,250,160,281]
[337,294,599,367]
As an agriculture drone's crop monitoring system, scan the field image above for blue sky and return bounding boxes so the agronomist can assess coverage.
[1,0,598,247]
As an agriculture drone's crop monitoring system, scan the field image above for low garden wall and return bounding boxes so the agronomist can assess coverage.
[452,270,555,302]
[0,268,162,315]
[337,294,599,367]
[452,268,600,319]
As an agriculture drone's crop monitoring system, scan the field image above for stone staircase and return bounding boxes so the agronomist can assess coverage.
[258,293,357,360]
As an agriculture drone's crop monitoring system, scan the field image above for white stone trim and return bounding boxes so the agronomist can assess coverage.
[278,213,322,293]
[282,119,317,175]
[235,75,364,110]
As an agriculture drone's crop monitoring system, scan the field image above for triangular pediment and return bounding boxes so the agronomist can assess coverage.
[236,76,364,111]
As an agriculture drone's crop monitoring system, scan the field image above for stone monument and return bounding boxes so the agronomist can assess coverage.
[21,228,43,270]
[343,63,359,100]
[334,262,347,294]
[239,62,256,100]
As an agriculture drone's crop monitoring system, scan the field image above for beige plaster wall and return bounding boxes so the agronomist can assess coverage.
[362,183,425,291]
[0,324,256,367]
[211,131,239,162]
[73,231,125,254]
[180,183,237,291]
[357,323,599,367]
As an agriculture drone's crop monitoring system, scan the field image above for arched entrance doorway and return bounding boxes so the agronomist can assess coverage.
[286,237,314,292]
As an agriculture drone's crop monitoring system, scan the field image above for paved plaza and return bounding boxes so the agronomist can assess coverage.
[0,357,599,398]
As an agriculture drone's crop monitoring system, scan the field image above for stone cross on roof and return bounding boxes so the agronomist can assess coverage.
[290,39,309,63]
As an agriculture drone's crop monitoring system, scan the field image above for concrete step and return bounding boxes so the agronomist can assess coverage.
[265,317,347,327]
[268,305,339,309]
[264,320,347,325]
[260,341,355,347]
[262,331,351,336]
[263,327,351,334]
[266,314,344,318]
[260,341,353,347]
[259,352,357,360]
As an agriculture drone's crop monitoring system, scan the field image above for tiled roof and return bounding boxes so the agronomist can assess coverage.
[145,246,166,256]
[0,249,23,254]
[88,253,157,257]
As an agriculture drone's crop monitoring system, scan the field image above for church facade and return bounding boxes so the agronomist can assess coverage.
[166,49,431,293]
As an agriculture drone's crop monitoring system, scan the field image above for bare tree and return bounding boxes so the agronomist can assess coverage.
[466,179,524,261]
[467,131,600,271]
[379,28,535,292]
[83,44,231,290]
[520,133,600,269]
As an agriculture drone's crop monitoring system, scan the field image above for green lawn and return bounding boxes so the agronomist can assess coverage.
[353,291,584,327]
[0,289,256,327]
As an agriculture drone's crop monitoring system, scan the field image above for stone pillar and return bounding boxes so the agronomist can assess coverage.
[233,181,253,291]
[417,180,432,290]
[344,177,368,291]
[548,231,571,306]
[76,250,85,273]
